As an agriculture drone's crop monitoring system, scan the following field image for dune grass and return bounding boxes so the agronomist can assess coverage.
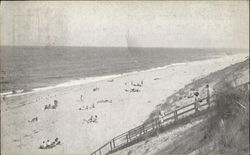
[197,82,249,155]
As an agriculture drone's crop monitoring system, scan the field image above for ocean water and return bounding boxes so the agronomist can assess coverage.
[0,46,247,93]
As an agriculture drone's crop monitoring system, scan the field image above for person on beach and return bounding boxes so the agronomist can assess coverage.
[52,138,61,145]
[40,138,61,149]
[194,91,203,111]
[40,141,46,149]
[44,104,51,110]
[55,139,61,145]
[46,140,51,147]
[93,115,98,123]
[194,92,199,102]
[88,116,94,123]
[52,100,58,109]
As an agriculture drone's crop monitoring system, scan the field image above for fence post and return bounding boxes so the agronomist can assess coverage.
[142,124,145,133]
[194,102,198,113]
[155,119,160,136]
[110,141,113,151]
[126,134,129,144]
[99,149,101,155]
[112,139,116,149]
[206,84,210,108]
[174,111,178,121]
[139,126,142,136]
[155,119,159,128]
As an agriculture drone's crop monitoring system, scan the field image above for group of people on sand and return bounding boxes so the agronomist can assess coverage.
[124,80,144,92]
[125,88,141,92]
[79,104,95,110]
[44,100,58,110]
[39,138,61,149]
[125,81,144,87]
[83,115,98,124]
[97,99,112,104]
[131,81,144,87]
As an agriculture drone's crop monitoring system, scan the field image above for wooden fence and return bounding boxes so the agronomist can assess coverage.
[90,82,249,155]
[91,98,215,155]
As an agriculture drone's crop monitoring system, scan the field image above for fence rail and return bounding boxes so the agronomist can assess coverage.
[91,96,214,155]
[90,82,249,155]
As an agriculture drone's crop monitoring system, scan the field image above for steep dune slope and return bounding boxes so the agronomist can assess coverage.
[113,58,249,155]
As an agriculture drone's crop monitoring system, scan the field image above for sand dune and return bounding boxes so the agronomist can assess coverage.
[1,54,248,155]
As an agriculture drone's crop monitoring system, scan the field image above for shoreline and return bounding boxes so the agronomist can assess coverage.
[1,53,248,155]
[1,53,247,98]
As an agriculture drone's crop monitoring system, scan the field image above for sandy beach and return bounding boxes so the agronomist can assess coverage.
[1,54,248,155]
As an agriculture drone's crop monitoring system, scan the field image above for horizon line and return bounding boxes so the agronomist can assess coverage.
[0,45,249,50]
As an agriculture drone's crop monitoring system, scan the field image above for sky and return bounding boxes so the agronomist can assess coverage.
[0,1,249,48]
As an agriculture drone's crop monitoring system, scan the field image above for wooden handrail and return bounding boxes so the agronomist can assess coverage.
[90,83,248,155]
[91,103,212,155]
[90,100,211,155]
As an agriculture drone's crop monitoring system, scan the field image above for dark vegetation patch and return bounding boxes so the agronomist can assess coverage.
[155,82,249,155]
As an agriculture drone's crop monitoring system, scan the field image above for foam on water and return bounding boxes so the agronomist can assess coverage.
[1,53,248,98]
[0,62,188,97]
